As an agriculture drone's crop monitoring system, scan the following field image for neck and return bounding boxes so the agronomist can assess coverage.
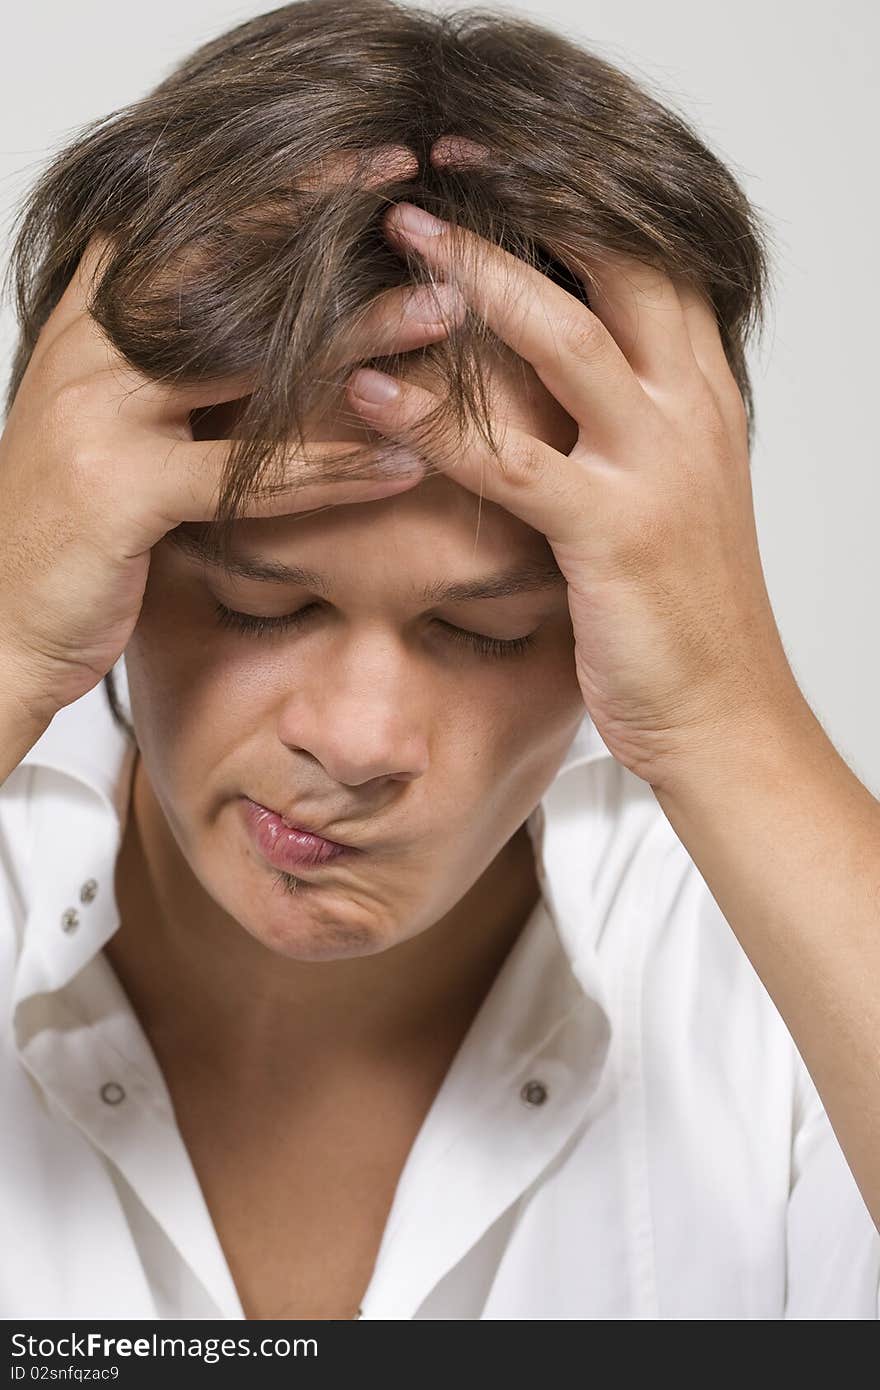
[106,752,541,1086]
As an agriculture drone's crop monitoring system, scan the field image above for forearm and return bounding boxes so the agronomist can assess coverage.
[653,694,880,1229]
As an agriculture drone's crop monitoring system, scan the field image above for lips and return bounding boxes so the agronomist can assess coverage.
[240,797,355,871]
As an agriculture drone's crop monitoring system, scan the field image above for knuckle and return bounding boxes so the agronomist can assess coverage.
[299,145,418,193]
[50,376,97,423]
[64,425,142,497]
[495,436,553,489]
[430,135,491,169]
[48,409,111,490]
[64,445,109,495]
[562,310,606,363]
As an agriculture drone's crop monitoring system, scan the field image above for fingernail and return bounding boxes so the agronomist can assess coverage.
[404,282,463,322]
[350,368,400,403]
[392,203,446,238]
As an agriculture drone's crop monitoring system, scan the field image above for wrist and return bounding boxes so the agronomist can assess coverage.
[650,683,832,813]
[0,654,54,783]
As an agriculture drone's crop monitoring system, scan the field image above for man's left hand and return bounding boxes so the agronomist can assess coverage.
[346,199,806,794]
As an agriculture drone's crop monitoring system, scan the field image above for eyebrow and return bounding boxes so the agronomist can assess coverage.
[166,527,567,604]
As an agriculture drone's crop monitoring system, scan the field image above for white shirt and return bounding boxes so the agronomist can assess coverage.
[1,656,878,1320]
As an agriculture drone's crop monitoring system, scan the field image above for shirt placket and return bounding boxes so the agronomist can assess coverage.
[13,804,247,1320]
[357,915,612,1319]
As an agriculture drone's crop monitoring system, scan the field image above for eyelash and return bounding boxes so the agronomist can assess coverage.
[211,601,536,660]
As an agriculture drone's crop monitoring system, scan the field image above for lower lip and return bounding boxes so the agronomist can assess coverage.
[240,798,353,871]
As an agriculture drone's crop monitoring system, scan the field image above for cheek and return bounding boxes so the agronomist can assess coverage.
[127,648,270,786]
[124,583,257,807]
[465,650,585,817]
[130,564,260,721]
[493,621,582,739]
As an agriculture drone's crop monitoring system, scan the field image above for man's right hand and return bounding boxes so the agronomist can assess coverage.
[0,147,462,735]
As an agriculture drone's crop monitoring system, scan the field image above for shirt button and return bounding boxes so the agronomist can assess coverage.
[100,1082,126,1106]
[80,879,99,904]
[60,908,79,933]
[520,1079,549,1107]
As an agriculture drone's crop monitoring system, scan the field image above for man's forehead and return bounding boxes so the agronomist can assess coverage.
[165,524,566,604]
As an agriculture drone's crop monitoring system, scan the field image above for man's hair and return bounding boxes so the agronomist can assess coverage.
[1,0,774,743]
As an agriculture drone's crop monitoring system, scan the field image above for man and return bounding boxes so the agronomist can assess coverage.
[1,311,878,1316]
[2,1,879,1322]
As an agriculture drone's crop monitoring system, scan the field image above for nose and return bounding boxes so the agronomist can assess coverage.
[276,637,431,788]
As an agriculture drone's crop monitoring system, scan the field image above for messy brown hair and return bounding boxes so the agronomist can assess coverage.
[1,0,774,742]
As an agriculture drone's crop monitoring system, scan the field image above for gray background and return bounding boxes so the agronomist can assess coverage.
[2,1,877,791]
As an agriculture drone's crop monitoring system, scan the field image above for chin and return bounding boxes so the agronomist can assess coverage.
[235,878,394,962]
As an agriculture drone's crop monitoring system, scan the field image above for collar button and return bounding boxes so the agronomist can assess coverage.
[60,908,79,933]
[80,879,99,904]
[520,1079,549,1107]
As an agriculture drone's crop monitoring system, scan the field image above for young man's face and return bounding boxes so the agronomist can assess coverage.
[123,349,586,961]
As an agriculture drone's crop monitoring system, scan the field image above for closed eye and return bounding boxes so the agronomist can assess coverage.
[211,601,536,659]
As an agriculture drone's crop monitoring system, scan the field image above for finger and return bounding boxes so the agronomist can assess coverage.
[141,434,427,530]
[297,142,419,191]
[40,144,426,418]
[581,253,700,392]
[382,202,647,444]
[345,370,589,548]
[44,229,467,427]
[40,237,262,413]
[225,465,428,519]
[53,143,419,341]
[429,135,492,169]
[339,278,468,363]
[106,272,468,426]
[676,281,750,445]
[117,276,466,428]
[430,137,703,402]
